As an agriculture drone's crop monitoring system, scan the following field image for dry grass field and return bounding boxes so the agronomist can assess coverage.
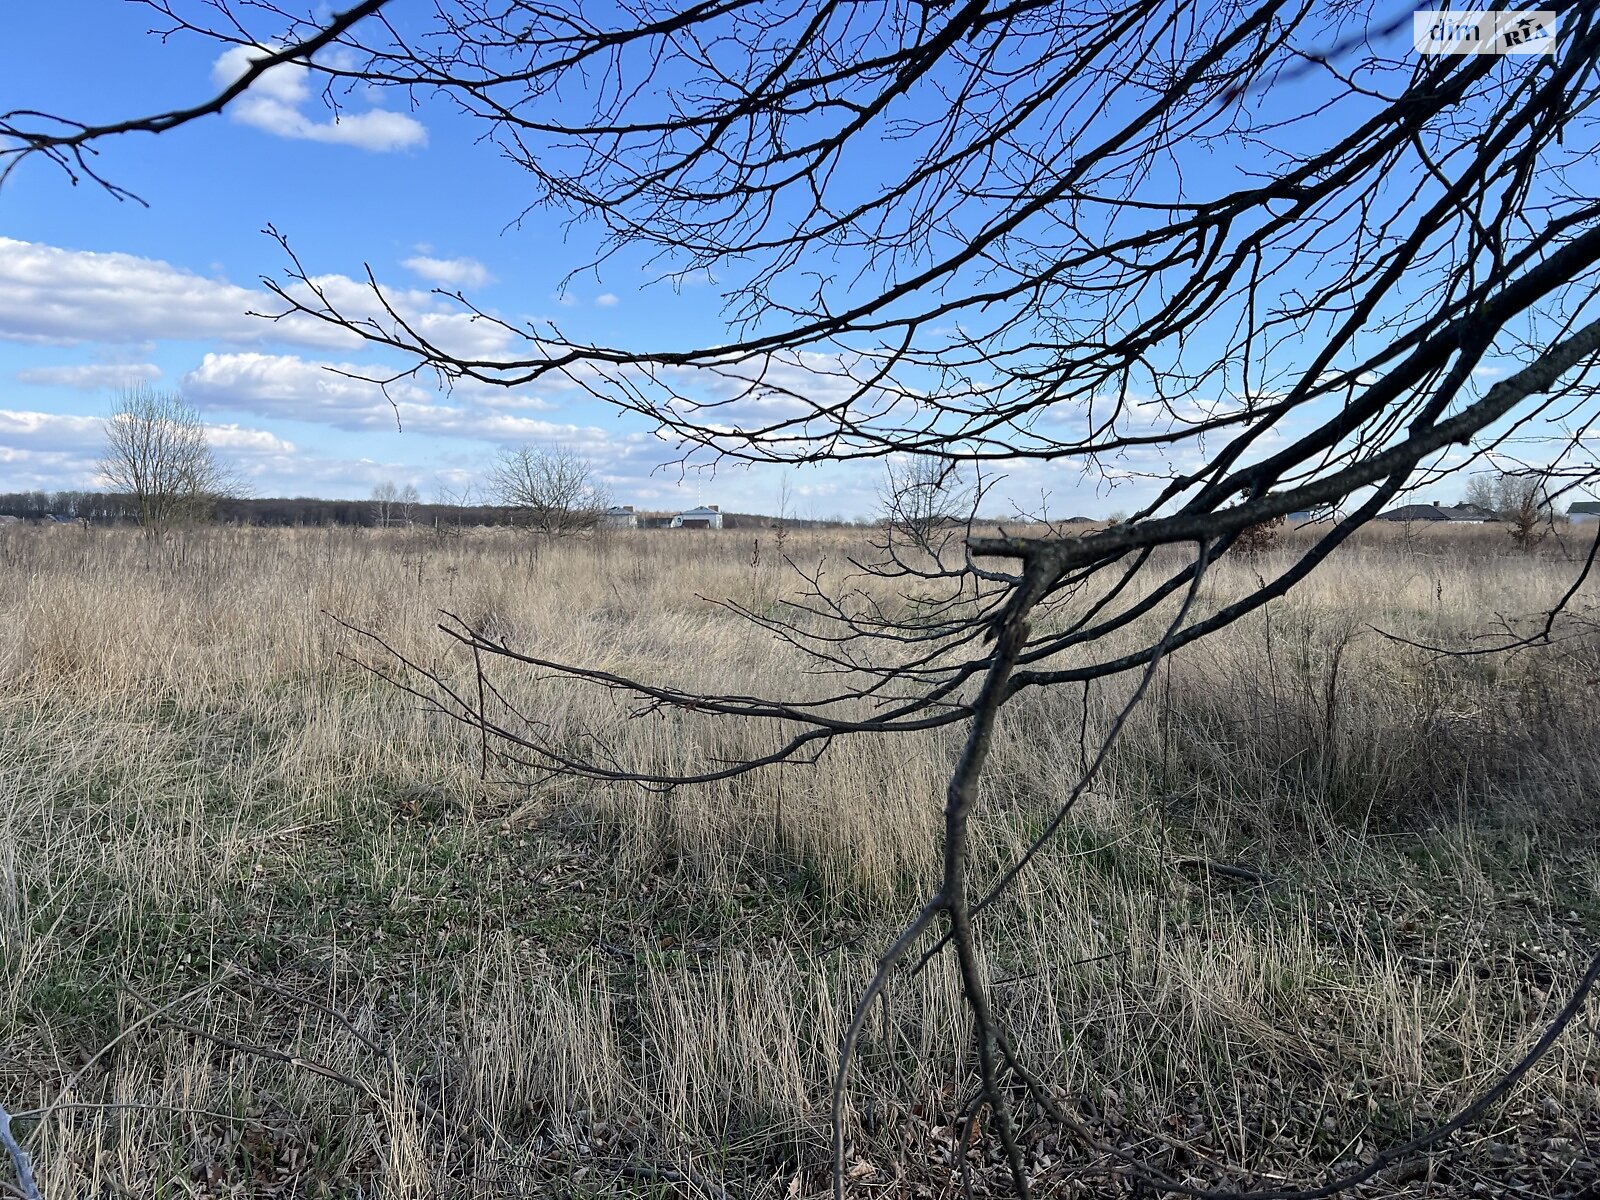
[1,521,1598,1198]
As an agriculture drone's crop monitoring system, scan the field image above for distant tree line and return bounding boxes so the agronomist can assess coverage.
[0,490,521,528]
[0,490,870,531]
[0,491,144,522]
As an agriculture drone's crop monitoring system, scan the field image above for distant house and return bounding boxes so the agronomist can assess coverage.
[670,504,723,529]
[1571,501,1600,525]
[1286,506,1344,524]
[1377,501,1497,523]
[602,504,638,529]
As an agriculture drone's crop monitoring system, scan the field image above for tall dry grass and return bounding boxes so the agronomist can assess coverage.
[0,521,1596,1196]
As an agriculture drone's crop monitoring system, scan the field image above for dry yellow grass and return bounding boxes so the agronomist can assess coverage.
[0,522,1596,1197]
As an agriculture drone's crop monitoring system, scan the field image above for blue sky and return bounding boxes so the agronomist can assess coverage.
[0,3,1589,517]
[0,1,849,513]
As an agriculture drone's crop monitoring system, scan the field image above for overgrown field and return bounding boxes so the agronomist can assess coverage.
[1,523,1597,1198]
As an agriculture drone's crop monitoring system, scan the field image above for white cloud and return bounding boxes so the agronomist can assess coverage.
[0,407,291,457]
[403,255,493,289]
[17,363,162,389]
[0,242,920,455]
[0,239,529,365]
[238,454,421,494]
[0,405,383,498]
[204,424,297,455]
[280,272,522,360]
[212,46,426,152]
[0,238,360,350]
[183,352,576,438]
[658,350,916,436]
[183,352,430,426]
[0,409,105,454]
[447,375,559,411]
[0,446,99,492]
[179,352,671,473]
[595,293,619,308]
[0,408,294,495]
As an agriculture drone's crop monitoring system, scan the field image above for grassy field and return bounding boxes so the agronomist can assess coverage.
[1,521,1598,1198]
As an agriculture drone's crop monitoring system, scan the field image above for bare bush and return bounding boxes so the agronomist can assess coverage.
[1230,491,1287,556]
[486,445,607,538]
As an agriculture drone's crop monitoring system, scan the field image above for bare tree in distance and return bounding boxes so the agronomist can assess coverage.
[1462,466,1562,550]
[1492,470,1557,552]
[486,444,608,538]
[878,456,975,549]
[398,483,420,527]
[370,480,400,528]
[10,2,1600,1196]
[430,477,477,509]
[1462,471,1501,514]
[429,476,481,537]
[373,481,423,528]
[98,385,240,532]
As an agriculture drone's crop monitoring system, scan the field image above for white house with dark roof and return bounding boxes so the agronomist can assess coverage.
[670,504,723,529]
